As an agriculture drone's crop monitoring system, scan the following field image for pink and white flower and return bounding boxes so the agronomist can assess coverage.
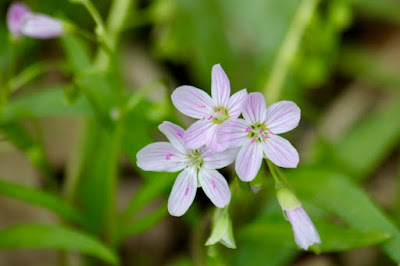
[136,121,237,216]
[7,2,64,39]
[217,92,300,182]
[286,206,321,250]
[171,64,247,152]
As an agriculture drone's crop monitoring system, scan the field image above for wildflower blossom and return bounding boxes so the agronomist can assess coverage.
[7,2,64,39]
[217,92,300,182]
[171,64,247,151]
[136,121,237,216]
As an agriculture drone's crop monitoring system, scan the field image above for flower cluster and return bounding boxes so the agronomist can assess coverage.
[137,64,320,249]
[7,2,64,39]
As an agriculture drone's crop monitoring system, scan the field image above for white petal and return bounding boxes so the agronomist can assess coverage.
[136,142,185,172]
[158,121,186,153]
[205,124,226,152]
[265,101,301,134]
[242,92,267,124]
[203,147,239,169]
[227,89,248,118]
[199,169,231,208]
[22,14,64,39]
[235,141,263,182]
[263,135,299,168]
[286,207,321,250]
[168,168,198,216]
[171,85,213,119]
[211,64,231,107]
[217,119,249,149]
[184,120,213,150]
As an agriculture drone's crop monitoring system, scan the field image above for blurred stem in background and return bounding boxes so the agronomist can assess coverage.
[263,0,319,104]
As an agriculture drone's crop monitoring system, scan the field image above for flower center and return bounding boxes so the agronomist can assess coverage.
[211,106,229,124]
[246,123,273,144]
[186,150,204,169]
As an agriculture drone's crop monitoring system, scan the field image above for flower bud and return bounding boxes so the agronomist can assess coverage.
[276,186,321,250]
[21,14,64,39]
[7,2,31,38]
[205,208,236,249]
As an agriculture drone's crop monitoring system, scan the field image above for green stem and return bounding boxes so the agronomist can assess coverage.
[266,159,285,188]
[78,0,106,38]
[263,0,319,104]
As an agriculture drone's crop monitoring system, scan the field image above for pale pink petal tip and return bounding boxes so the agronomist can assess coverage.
[211,64,231,107]
[21,14,64,39]
[199,169,231,208]
[286,207,321,250]
[263,135,299,168]
[7,2,31,37]
[235,141,263,182]
[242,92,267,124]
[265,100,301,134]
[250,185,260,194]
[168,168,198,216]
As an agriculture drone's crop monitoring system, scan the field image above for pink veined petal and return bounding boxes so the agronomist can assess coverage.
[263,135,299,168]
[7,2,31,37]
[168,168,198,216]
[21,14,64,39]
[136,142,186,172]
[198,168,231,208]
[171,85,213,119]
[183,120,214,150]
[265,101,301,134]
[202,147,239,169]
[158,121,186,153]
[217,119,249,149]
[235,141,263,182]
[227,89,248,118]
[242,92,267,124]
[286,207,321,250]
[211,64,231,107]
[205,124,226,152]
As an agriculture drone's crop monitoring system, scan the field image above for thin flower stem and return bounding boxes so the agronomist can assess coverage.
[77,0,106,39]
[266,159,285,188]
[262,0,319,104]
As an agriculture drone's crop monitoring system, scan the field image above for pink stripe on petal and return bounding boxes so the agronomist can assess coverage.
[21,14,64,39]
[184,120,213,150]
[199,169,231,208]
[205,124,226,152]
[136,142,185,172]
[203,147,239,169]
[265,101,301,134]
[217,119,249,149]
[158,121,186,153]
[168,168,198,216]
[242,92,267,124]
[171,86,213,119]
[263,135,299,168]
[227,89,248,118]
[235,141,263,182]
[211,64,231,107]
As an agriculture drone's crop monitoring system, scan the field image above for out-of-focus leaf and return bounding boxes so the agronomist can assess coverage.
[60,35,92,73]
[289,168,400,262]
[355,0,400,24]
[0,179,85,225]
[1,88,91,123]
[0,224,118,265]
[119,203,167,241]
[334,102,400,179]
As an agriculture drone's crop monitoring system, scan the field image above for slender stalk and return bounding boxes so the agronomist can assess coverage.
[263,0,319,104]
[77,0,106,38]
[266,159,285,188]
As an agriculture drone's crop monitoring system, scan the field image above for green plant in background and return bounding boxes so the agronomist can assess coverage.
[0,0,399,265]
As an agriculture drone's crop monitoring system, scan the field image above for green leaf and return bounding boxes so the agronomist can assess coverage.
[0,179,85,225]
[289,168,400,262]
[334,102,400,180]
[1,88,91,123]
[119,203,167,242]
[60,35,92,73]
[0,224,118,265]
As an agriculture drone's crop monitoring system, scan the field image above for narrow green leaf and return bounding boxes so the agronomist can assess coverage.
[334,102,400,180]
[1,88,91,123]
[290,168,400,262]
[0,224,118,265]
[60,36,92,73]
[119,203,167,242]
[0,179,85,225]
